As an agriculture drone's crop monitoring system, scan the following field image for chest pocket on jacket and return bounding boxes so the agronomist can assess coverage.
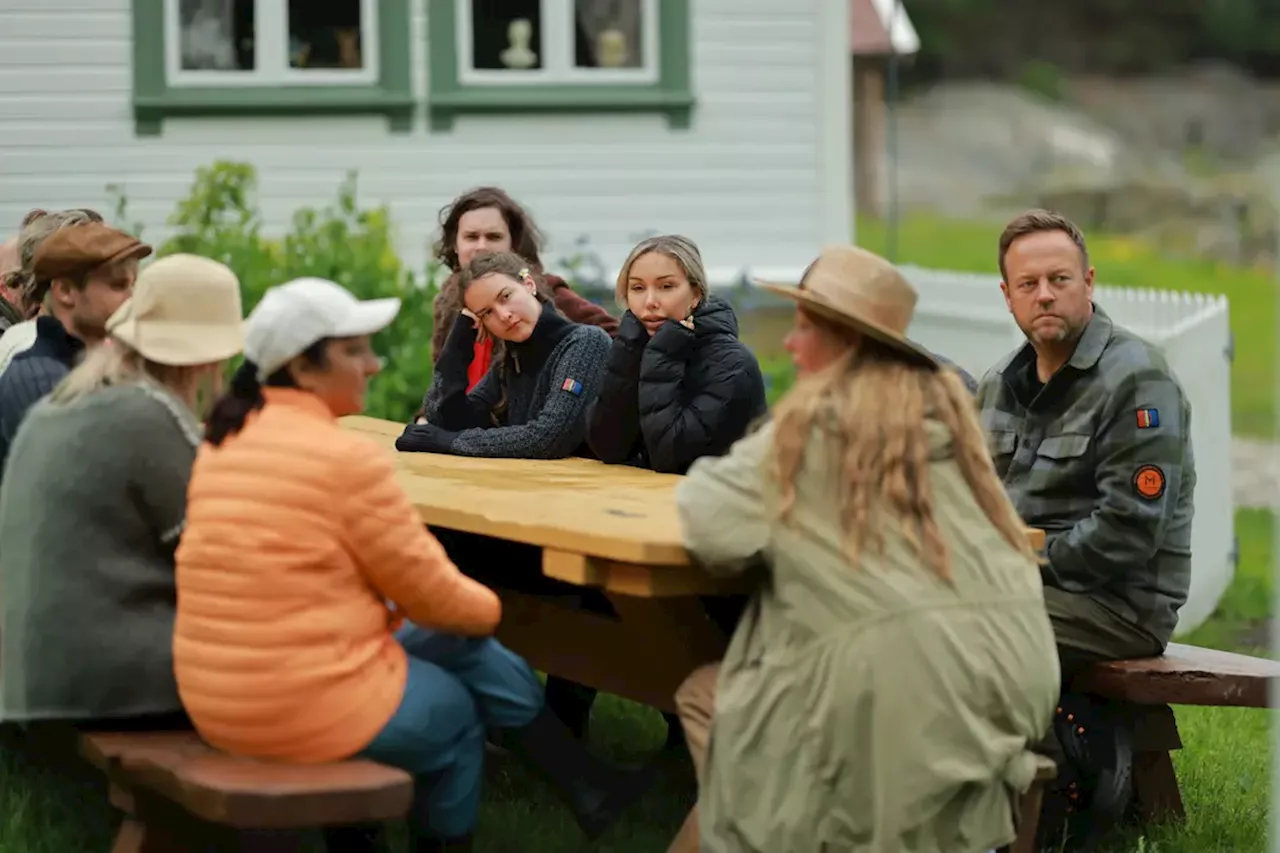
[1033,434,1094,491]
[987,430,1017,477]
[1035,433,1091,461]
[989,430,1017,456]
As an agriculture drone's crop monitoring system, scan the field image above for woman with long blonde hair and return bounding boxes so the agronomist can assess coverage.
[669,245,1059,853]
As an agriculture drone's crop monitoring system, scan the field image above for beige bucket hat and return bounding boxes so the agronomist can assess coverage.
[107,254,244,366]
[755,244,938,368]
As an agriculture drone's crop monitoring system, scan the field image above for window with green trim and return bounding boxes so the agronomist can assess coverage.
[427,0,694,131]
[131,0,414,136]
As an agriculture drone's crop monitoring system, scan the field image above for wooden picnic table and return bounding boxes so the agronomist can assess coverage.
[342,416,741,711]
[341,416,1046,713]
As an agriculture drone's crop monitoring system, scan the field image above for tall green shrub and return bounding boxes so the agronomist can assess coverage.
[127,162,440,421]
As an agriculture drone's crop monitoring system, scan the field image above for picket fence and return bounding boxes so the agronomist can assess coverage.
[725,264,1234,637]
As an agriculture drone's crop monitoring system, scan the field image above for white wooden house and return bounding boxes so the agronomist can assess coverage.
[0,0,853,282]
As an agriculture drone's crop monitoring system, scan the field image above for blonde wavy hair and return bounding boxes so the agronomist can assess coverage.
[770,325,1033,582]
[50,340,223,415]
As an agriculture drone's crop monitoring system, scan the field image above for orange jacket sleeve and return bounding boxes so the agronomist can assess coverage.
[342,447,501,636]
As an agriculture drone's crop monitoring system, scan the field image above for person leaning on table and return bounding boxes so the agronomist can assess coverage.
[579,233,768,749]
[172,277,649,853]
[0,254,244,731]
[667,244,1059,853]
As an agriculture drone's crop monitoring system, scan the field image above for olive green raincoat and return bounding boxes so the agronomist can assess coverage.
[677,418,1059,853]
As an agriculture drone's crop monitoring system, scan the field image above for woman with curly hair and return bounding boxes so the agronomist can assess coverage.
[428,186,617,394]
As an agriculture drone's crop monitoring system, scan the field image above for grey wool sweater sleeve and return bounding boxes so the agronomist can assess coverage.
[445,325,610,459]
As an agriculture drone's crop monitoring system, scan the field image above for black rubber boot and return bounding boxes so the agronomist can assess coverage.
[544,676,597,740]
[500,706,657,840]
[322,823,389,852]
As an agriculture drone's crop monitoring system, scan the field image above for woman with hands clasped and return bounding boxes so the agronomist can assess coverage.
[577,235,766,748]
[585,235,767,474]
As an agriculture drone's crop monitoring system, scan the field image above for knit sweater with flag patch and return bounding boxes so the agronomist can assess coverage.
[399,301,610,459]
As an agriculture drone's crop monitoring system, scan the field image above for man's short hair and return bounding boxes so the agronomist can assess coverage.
[997,209,1090,281]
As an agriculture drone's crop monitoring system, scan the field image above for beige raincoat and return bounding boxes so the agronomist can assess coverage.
[677,417,1059,853]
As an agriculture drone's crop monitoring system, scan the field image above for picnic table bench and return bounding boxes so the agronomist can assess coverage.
[79,729,411,852]
[1071,641,1280,824]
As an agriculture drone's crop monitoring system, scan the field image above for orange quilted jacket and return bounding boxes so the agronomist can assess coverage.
[173,388,500,762]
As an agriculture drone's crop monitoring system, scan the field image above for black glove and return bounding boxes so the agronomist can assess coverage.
[396,422,459,454]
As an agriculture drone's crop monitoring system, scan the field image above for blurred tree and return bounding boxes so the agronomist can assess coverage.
[900,0,1280,87]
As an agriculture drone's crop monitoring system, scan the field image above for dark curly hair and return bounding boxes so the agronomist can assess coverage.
[433,186,544,273]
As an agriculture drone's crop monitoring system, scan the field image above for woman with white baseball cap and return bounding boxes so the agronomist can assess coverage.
[0,253,244,732]
[174,277,649,851]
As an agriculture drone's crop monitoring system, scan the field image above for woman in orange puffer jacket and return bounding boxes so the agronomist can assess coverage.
[174,277,649,852]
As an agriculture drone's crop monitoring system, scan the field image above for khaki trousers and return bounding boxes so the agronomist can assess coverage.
[667,663,720,853]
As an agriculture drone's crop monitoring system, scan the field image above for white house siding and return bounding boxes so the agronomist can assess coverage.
[0,0,851,282]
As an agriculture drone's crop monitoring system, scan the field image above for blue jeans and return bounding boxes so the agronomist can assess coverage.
[357,624,543,838]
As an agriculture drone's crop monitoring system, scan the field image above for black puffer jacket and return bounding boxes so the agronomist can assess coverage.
[586,297,767,474]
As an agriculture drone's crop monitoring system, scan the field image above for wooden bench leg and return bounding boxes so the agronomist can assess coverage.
[997,778,1048,853]
[1132,749,1185,824]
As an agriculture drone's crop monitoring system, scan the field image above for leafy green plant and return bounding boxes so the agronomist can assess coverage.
[122,161,441,421]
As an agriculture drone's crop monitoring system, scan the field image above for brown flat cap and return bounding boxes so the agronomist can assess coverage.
[33,221,152,281]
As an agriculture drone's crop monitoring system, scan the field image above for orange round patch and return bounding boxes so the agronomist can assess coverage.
[1133,465,1166,500]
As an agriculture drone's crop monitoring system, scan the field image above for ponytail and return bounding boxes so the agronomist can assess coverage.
[204,360,265,446]
[202,338,332,446]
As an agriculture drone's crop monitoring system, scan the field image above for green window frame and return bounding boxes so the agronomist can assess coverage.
[131,0,414,137]
[425,0,693,132]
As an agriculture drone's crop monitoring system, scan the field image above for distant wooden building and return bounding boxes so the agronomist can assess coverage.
[850,0,919,219]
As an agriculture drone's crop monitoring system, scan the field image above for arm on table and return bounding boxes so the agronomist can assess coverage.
[676,423,773,576]
[343,445,500,635]
[585,312,647,463]
[441,327,611,460]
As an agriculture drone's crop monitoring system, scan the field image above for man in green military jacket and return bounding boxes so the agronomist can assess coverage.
[976,209,1195,679]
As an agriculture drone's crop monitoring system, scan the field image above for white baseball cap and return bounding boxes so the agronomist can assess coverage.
[243,277,401,379]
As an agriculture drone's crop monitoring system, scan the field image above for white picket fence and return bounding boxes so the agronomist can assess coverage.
[896,265,1234,636]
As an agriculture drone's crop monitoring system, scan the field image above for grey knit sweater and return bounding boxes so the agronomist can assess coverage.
[398,303,610,459]
[0,380,200,722]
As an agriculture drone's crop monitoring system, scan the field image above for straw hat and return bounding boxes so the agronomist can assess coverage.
[754,244,938,368]
[107,254,244,366]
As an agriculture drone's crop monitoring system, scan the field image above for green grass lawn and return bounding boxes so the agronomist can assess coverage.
[855,214,1278,438]
[2,509,1272,852]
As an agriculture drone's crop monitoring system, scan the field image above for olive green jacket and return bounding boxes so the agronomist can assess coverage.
[677,417,1059,853]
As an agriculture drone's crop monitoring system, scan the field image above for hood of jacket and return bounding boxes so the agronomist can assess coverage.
[690,295,740,341]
